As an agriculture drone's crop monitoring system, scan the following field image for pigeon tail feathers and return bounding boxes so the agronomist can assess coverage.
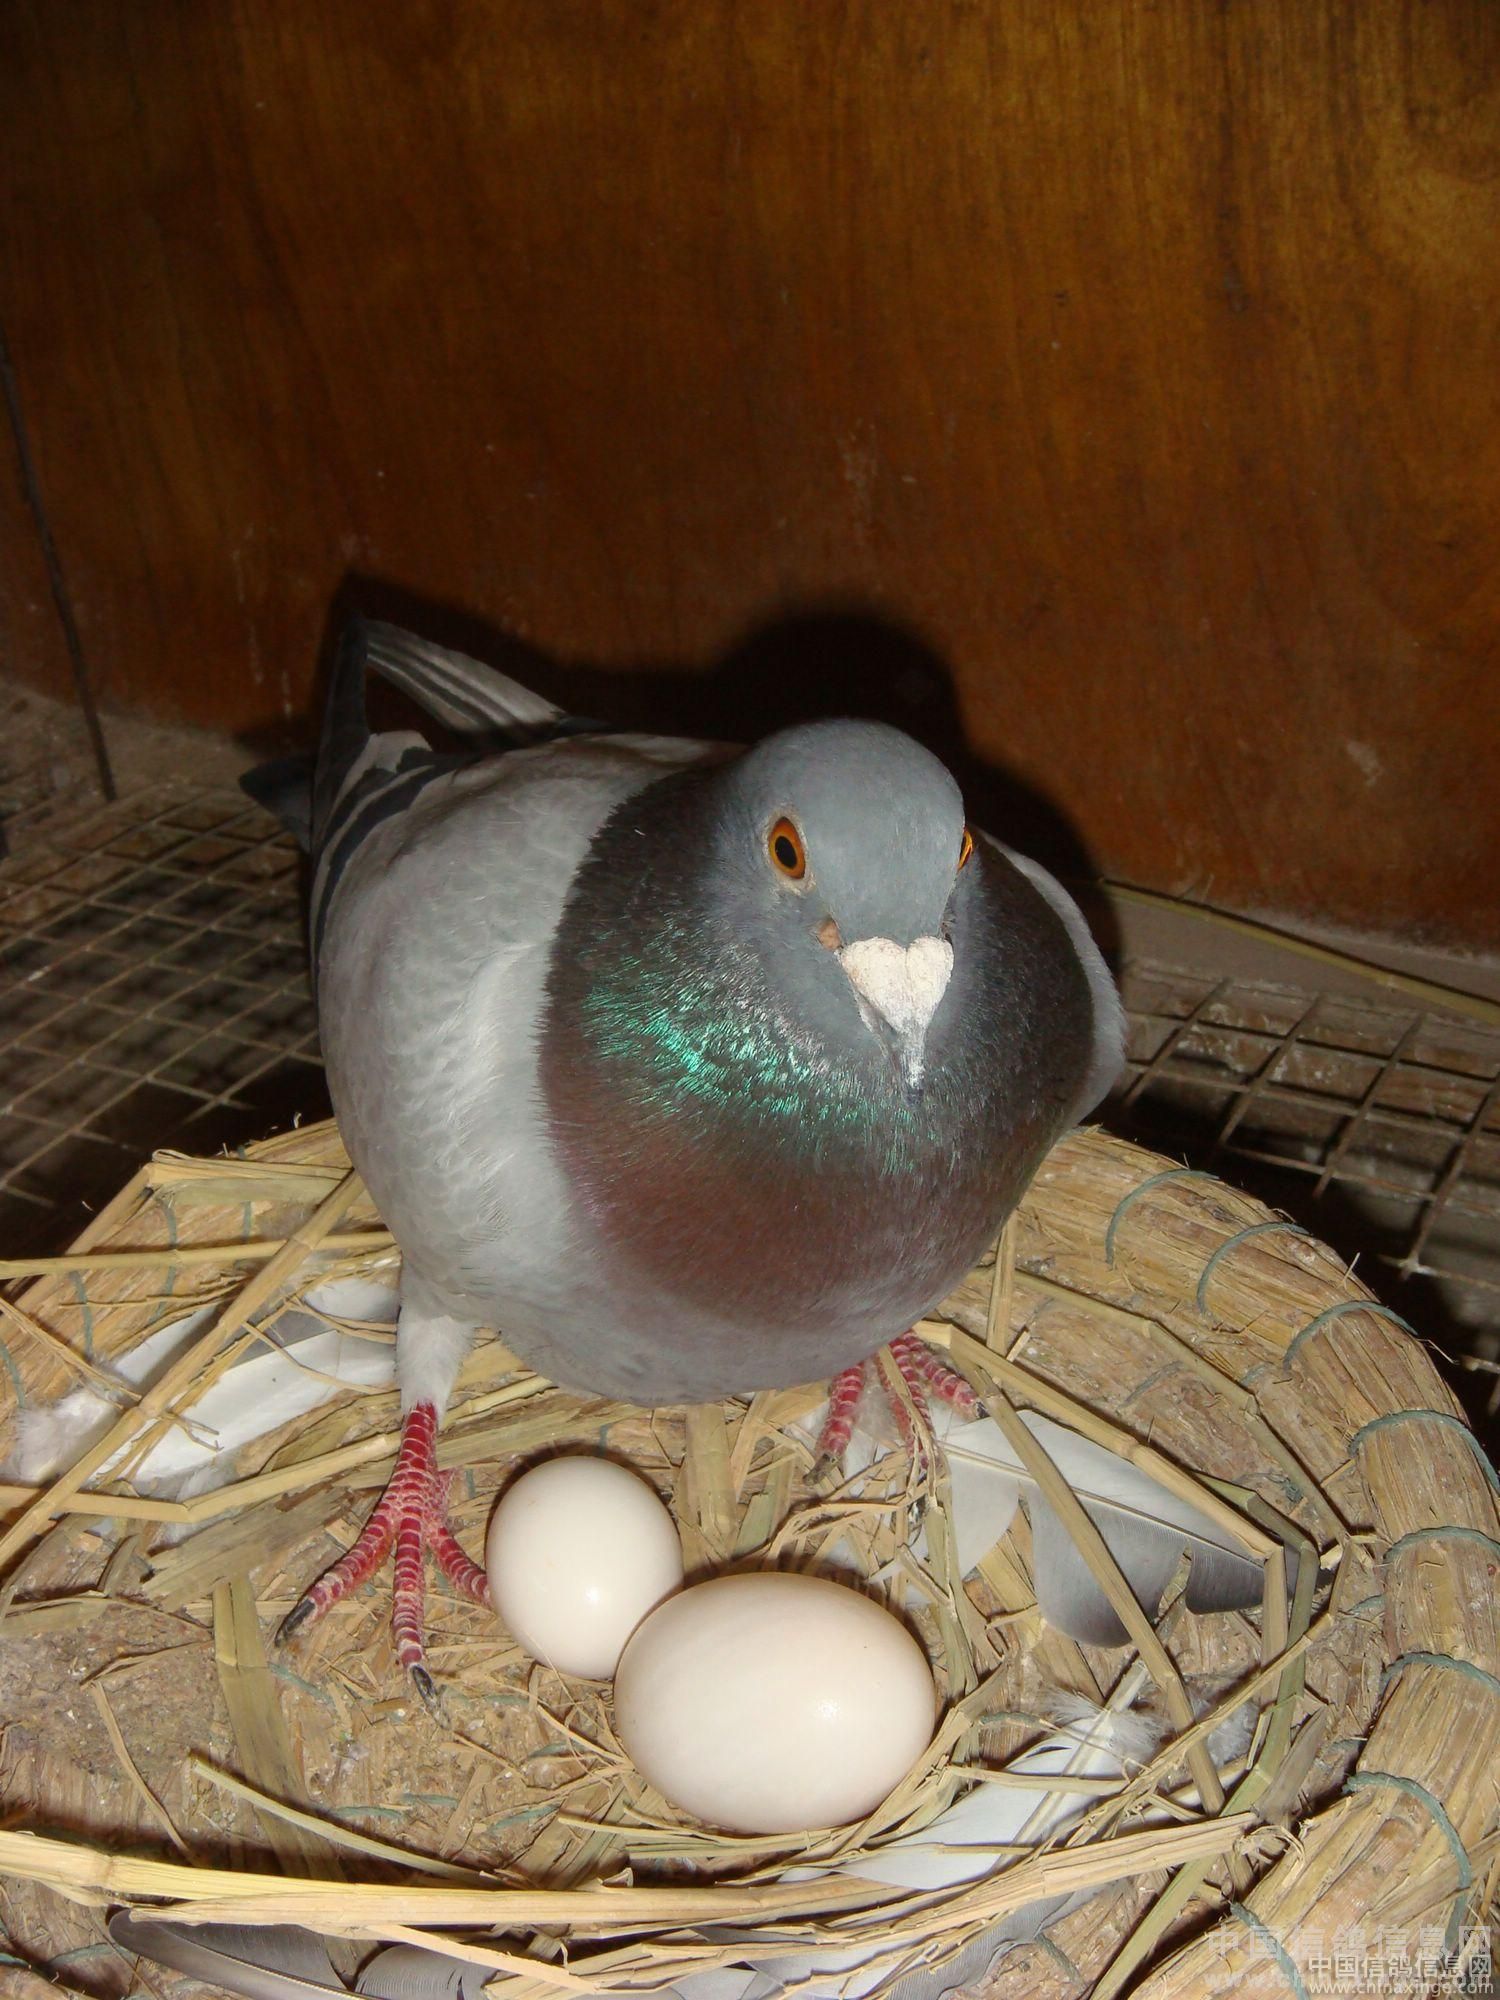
[239,752,316,849]
[359,620,568,744]
[307,620,615,973]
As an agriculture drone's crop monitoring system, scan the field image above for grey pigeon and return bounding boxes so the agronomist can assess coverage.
[278,620,1123,1697]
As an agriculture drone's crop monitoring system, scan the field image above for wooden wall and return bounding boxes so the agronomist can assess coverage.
[2,2,1498,948]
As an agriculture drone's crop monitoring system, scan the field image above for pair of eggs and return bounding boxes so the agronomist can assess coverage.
[484,1456,936,1835]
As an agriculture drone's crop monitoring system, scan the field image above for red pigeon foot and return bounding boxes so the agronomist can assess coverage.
[279,1400,489,1713]
[814,1330,979,1474]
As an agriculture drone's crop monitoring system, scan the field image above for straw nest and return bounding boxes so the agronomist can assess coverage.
[0,1119,1495,2000]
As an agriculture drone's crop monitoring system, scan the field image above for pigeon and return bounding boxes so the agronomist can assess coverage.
[273,619,1124,1701]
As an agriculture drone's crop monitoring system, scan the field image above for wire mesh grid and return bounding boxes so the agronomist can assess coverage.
[1114,960,1500,1437]
[0,780,327,1254]
[1,779,1496,1442]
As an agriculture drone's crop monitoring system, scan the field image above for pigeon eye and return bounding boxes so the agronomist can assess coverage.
[958,826,975,871]
[768,817,807,881]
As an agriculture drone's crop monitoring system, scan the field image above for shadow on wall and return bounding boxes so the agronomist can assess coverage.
[241,573,1121,964]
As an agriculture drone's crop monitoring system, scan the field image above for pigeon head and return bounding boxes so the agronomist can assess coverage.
[704,720,971,1091]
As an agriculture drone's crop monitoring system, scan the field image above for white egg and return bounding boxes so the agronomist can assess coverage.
[614,1573,936,1833]
[485,1457,684,1678]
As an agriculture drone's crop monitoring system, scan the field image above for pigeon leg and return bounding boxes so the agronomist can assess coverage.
[812,1362,867,1474]
[390,1481,431,1694]
[279,1401,490,1709]
[813,1332,980,1472]
[427,1470,492,1604]
[888,1330,981,1419]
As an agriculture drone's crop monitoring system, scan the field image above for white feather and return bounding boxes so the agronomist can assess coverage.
[940,1409,1279,1646]
[356,1945,504,1998]
[107,1915,346,1999]
[2,1303,218,1485]
[1042,1687,1167,1770]
[791,1397,1281,1648]
[1,1274,397,1505]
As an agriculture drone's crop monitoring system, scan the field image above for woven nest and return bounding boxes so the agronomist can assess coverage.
[0,1120,1496,2000]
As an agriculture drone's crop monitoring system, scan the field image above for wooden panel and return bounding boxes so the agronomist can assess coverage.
[0,346,70,700]
[1,2,1498,946]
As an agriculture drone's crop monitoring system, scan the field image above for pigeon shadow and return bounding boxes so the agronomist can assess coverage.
[246,575,1120,965]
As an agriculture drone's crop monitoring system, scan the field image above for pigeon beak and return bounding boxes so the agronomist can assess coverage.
[838,936,954,1090]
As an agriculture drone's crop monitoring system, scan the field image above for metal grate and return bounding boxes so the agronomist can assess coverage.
[1111,961,1500,1438]
[0,780,327,1254]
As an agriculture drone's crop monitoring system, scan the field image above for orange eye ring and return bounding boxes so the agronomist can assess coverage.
[958,826,975,871]
[768,816,807,881]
